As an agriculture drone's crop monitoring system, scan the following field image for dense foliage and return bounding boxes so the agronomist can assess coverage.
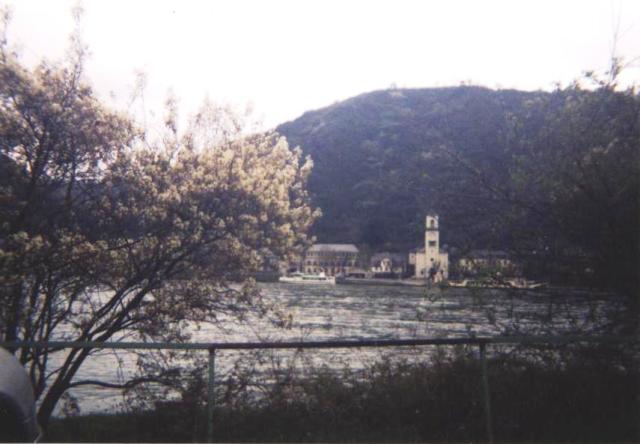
[0,32,316,427]
[48,347,636,442]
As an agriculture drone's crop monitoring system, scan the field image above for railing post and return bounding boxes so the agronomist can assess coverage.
[207,348,216,443]
[479,342,494,443]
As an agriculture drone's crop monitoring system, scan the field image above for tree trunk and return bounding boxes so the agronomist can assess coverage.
[2,282,23,353]
[36,347,91,433]
[36,383,65,432]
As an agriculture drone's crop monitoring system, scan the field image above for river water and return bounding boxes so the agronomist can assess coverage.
[53,283,619,415]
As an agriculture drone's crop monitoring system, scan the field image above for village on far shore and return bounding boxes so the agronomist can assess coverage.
[258,213,544,289]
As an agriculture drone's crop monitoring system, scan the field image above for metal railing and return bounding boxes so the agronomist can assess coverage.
[3,335,636,443]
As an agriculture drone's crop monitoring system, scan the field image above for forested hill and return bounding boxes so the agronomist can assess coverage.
[277,84,639,296]
[276,86,548,252]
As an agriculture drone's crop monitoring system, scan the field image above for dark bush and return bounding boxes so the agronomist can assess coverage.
[48,345,637,442]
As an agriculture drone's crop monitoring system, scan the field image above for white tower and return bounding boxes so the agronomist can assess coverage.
[425,214,440,266]
[415,214,449,280]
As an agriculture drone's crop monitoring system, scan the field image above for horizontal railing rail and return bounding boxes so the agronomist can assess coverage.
[2,335,636,443]
[1,334,636,351]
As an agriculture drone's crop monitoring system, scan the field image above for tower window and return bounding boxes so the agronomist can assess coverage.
[430,219,436,228]
[428,241,437,247]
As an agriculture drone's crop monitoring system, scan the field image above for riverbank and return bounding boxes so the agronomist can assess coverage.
[48,347,635,442]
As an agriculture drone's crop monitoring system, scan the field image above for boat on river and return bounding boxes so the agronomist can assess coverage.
[447,278,547,290]
[279,272,336,284]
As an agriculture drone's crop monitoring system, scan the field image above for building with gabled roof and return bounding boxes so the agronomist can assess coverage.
[457,249,517,275]
[302,243,360,276]
[370,252,408,275]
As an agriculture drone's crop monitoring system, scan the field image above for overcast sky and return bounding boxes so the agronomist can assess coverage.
[3,0,640,130]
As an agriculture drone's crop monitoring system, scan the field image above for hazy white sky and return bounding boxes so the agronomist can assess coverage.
[3,0,640,130]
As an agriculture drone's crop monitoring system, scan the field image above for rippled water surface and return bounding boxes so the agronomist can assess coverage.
[52,283,619,414]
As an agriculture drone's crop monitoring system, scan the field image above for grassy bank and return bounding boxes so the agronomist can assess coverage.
[48,348,637,442]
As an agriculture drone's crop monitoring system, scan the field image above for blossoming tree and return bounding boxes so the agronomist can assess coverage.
[0,15,316,427]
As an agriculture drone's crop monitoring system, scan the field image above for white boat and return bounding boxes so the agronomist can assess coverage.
[506,279,548,289]
[278,272,336,284]
[447,279,470,288]
[446,278,547,290]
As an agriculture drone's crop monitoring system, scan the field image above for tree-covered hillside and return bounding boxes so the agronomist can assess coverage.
[277,86,546,250]
[277,85,639,302]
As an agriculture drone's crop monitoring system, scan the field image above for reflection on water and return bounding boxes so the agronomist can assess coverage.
[53,283,619,414]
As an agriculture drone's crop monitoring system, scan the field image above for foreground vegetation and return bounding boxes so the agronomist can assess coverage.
[2,5,637,437]
[49,346,637,442]
[0,9,316,427]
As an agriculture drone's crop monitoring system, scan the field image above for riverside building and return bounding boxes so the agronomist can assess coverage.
[303,243,360,276]
[409,214,449,281]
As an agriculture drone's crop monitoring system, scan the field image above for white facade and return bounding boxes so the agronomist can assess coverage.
[414,214,449,281]
[303,243,360,276]
[370,252,407,275]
